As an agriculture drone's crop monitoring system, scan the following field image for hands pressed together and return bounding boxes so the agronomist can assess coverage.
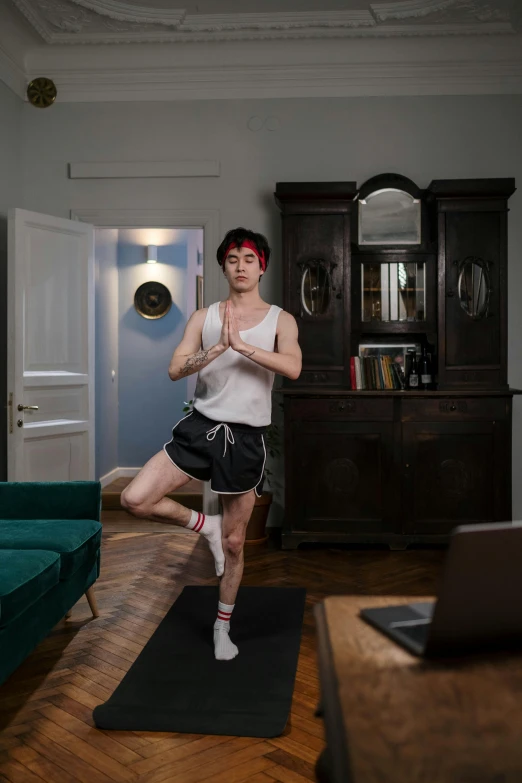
[218,300,253,355]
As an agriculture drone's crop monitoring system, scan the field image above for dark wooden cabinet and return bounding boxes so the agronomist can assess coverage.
[286,399,396,542]
[275,177,518,549]
[402,421,505,535]
[275,182,356,388]
[429,179,514,390]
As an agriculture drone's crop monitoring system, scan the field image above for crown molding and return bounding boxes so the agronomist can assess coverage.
[370,0,459,22]
[30,59,522,102]
[181,10,375,32]
[11,21,516,45]
[8,0,516,44]
[70,1,186,26]
[0,43,26,98]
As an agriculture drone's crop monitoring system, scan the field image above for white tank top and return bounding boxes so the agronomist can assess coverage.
[193,301,282,426]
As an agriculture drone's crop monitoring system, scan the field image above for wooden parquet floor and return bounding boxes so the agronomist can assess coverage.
[0,514,446,783]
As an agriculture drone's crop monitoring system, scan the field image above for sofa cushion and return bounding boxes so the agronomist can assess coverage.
[0,520,102,580]
[0,481,101,521]
[0,549,60,627]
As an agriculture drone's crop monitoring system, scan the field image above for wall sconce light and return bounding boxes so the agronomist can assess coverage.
[146,245,158,264]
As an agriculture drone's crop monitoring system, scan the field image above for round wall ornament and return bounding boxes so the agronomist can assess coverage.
[134,281,172,320]
[27,78,57,108]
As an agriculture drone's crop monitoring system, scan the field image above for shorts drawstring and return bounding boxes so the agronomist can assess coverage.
[206,422,235,458]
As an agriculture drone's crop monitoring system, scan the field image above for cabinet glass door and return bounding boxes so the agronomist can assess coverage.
[362,261,425,323]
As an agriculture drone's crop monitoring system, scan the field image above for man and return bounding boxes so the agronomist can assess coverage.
[121,227,302,660]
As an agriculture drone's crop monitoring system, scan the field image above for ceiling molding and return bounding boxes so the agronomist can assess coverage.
[0,44,26,98]
[181,11,375,32]
[370,0,458,22]
[8,0,516,44]
[69,1,186,26]
[29,59,522,102]
[3,0,521,101]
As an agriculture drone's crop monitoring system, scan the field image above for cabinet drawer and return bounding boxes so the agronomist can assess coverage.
[401,397,508,422]
[290,397,394,421]
[295,370,344,386]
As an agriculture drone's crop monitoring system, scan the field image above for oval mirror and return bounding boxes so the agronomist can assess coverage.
[457,258,491,319]
[300,260,331,316]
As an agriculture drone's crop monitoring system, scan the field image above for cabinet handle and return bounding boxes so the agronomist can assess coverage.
[328,400,355,413]
[450,404,457,411]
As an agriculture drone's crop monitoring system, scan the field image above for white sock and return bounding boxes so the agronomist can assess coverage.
[213,601,238,661]
[186,510,225,577]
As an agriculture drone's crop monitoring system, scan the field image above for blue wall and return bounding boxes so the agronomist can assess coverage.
[117,230,189,468]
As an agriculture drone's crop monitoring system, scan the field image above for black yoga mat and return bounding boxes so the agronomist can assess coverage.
[93,585,306,737]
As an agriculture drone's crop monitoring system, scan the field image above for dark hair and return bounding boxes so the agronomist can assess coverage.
[216,227,271,271]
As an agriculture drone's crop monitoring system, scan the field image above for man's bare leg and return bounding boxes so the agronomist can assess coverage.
[120,450,193,525]
[121,451,225,575]
[214,489,256,660]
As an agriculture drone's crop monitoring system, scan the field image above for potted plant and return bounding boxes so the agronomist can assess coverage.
[182,398,283,544]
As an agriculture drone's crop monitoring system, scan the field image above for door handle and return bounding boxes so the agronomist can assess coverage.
[17,404,39,411]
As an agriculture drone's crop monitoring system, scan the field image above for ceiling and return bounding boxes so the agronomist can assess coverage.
[1,0,521,102]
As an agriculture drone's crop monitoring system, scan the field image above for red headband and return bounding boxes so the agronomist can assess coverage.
[223,239,266,272]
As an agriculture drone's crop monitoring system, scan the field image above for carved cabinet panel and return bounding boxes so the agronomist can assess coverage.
[285,214,346,368]
[402,421,506,535]
[282,394,512,548]
[429,178,515,389]
[275,182,357,388]
[285,416,396,539]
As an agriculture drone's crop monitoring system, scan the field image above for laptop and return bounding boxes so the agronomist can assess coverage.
[359,521,522,657]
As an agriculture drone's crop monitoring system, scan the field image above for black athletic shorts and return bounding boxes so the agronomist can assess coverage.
[163,407,268,496]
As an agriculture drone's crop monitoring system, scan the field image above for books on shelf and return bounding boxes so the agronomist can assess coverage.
[350,355,406,390]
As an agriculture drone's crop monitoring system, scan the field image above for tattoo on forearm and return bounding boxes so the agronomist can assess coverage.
[246,350,256,358]
[179,349,211,376]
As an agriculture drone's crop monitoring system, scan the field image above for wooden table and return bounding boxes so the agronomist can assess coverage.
[314,595,522,783]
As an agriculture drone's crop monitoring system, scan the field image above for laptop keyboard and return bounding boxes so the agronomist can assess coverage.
[394,622,430,647]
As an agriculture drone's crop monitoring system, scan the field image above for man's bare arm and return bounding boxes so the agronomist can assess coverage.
[235,311,302,380]
[168,309,227,381]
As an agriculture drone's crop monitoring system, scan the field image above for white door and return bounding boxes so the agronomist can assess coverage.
[7,209,95,481]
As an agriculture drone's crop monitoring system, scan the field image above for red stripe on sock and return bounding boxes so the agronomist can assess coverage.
[194,512,205,532]
[217,612,231,620]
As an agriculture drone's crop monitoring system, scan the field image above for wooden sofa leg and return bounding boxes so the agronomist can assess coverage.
[85,586,100,618]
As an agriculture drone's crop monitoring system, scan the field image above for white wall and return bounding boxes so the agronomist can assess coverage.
[17,94,522,518]
[95,228,119,481]
[0,81,22,480]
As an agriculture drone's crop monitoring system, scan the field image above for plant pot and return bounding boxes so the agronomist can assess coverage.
[245,491,273,544]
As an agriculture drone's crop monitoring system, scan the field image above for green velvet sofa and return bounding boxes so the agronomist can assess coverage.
[0,481,103,687]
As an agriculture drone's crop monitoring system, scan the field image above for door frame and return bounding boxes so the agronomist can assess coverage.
[72,207,222,515]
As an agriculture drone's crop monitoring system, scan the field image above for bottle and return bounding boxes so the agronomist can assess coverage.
[420,344,432,390]
[408,349,419,389]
